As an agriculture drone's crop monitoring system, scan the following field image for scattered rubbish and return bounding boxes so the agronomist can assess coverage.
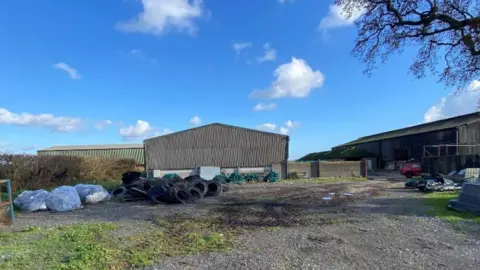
[415,169,480,193]
[112,172,226,204]
[74,184,111,204]
[45,186,82,212]
[329,192,336,196]
[322,196,333,201]
[13,190,49,212]
[343,192,353,196]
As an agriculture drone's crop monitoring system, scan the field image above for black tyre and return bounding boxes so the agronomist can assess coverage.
[167,176,187,188]
[185,175,204,182]
[147,184,169,204]
[189,179,208,196]
[205,180,222,197]
[405,172,413,178]
[173,188,192,204]
[112,186,128,197]
[187,187,204,202]
[121,171,142,185]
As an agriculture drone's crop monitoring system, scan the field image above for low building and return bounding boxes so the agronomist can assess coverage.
[37,144,145,166]
[332,112,480,170]
[144,123,289,176]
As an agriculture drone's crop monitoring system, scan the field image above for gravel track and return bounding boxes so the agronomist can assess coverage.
[10,180,480,270]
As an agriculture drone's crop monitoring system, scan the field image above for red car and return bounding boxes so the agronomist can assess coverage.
[400,162,422,178]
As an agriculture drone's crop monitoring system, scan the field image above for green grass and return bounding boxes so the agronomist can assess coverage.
[0,216,237,270]
[424,192,480,223]
[281,177,367,184]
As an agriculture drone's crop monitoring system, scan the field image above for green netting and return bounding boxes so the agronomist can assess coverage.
[405,178,419,187]
[162,173,180,180]
[244,173,259,182]
[228,172,245,184]
[264,171,280,183]
[213,174,228,183]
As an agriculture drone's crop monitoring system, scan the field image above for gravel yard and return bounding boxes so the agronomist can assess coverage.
[4,179,480,270]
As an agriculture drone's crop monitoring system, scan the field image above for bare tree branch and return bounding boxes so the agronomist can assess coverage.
[337,0,480,89]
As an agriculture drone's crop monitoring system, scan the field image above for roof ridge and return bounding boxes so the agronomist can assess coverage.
[144,122,288,142]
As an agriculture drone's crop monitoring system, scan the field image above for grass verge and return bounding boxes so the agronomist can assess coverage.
[424,192,480,223]
[281,177,367,184]
[0,216,236,270]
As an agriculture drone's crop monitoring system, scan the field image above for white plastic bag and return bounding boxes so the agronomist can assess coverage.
[74,184,111,204]
[13,190,49,212]
[46,186,82,212]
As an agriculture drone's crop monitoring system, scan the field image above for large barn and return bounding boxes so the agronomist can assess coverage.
[333,112,480,170]
[37,144,145,166]
[144,123,289,174]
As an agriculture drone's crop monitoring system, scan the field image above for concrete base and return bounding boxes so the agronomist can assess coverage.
[448,181,480,215]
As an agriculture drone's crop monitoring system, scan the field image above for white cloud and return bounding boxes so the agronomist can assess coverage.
[256,123,277,131]
[424,80,480,123]
[116,0,205,36]
[253,103,277,111]
[53,62,81,79]
[154,128,173,136]
[280,120,300,135]
[0,108,82,132]
[279,126,289,135]
[119,120,153,140]
[285,120,300,128]
[189,115,202,126]
[319,3,366,30]
[249,57,325,99]
[94,120,113,130]
[233,42,252,56]
[257,43,277,63]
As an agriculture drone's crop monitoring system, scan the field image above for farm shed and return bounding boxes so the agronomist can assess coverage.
[333,112,480,169]
[297,147,377,162]
[37,144,145,166]
[144,123,289,173]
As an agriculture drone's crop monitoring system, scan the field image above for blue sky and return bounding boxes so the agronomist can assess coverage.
[0,0,478,159]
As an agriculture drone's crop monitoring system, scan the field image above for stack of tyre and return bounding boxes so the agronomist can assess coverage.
[112,172,224,204]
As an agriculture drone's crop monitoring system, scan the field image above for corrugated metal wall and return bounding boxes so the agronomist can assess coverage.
[37,148,145,164]
[458,120,480,155]
[336,129,458,166]
[144,124,289,170]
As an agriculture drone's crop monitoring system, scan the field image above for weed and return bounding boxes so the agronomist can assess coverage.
[281,177,367,184]
[0,217,237,270]
[424,192,480,223]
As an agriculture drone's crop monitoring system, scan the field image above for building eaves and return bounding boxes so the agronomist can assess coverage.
[335,112,480,148]
[38,144,144,151]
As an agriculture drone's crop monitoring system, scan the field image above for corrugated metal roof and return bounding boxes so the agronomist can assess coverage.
[37,147,145,164]
[144,123,288,142]
[335,112,480,148]
[38,144,143,151]
[297,147,377,161]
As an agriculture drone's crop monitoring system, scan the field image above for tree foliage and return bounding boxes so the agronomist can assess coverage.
[338,0,480,89]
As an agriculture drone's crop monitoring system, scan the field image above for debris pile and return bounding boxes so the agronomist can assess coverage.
[409,168,480,193]
[111,172,225,204]
[13,184,110,212]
